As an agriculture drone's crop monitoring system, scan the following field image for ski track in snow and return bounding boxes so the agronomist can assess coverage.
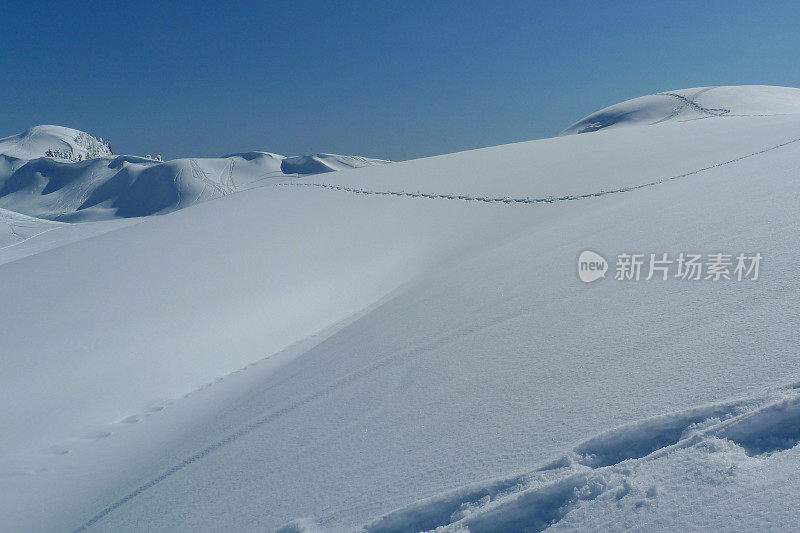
[650,87,731,125]
[67,131,800,532]
[189,158,231,202]
[173,167,184,210]
[276,133,800,206]
[358,382,800,533]
[0,210,62,249]
[649,87,725,125]
[223,159,236,192]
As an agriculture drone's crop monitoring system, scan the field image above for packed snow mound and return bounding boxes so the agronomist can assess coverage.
[0,127,389,221]
[561,85,800,135]
[0,125,112,161]
[280,154,391,174]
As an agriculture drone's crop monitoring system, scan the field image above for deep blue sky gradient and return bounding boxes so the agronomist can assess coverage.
[3,1,800,161]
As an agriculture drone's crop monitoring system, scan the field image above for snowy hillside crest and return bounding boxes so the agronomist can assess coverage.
[0,125,389,221]
[561,85,800,135]
[0,125,112,161]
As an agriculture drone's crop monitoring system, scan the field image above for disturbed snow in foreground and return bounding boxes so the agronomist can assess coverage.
[3,86,800,532]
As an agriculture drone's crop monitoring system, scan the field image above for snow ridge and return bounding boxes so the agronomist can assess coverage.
[279,132,800,205]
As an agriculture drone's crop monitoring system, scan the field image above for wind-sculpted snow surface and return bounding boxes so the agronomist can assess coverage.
[561,85,800,135]
[4,87,800,532]
[0,126,389,220]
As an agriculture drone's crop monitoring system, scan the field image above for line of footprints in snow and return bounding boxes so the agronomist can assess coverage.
[0,358,267,477]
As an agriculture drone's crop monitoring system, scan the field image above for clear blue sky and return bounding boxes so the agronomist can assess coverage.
[3,1,800,161]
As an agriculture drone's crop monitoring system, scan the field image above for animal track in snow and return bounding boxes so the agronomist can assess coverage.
[277,132,800,208]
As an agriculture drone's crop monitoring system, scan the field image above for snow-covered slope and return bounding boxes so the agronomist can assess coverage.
[0,125,112,161]
[0,207,61,248]
[561,85,800,135]
[0,126,389,220]
[3,86,800,532]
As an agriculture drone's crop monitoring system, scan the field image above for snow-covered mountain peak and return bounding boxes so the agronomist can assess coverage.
[561,85,800,135]
[0,124,112,161]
